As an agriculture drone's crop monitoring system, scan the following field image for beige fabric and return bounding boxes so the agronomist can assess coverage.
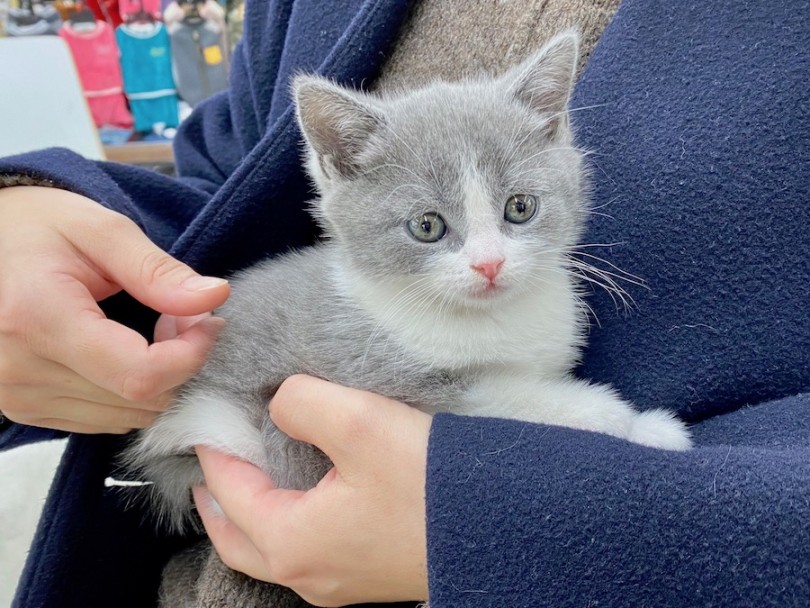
[0,174,53,189]
[377,0,621,91]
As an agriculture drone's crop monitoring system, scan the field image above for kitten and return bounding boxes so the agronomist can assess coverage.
[126,31,691,535]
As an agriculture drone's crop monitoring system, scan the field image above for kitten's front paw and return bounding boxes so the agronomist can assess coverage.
[628,409,692,451]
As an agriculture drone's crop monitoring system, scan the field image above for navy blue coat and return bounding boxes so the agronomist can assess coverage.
[1,1,808,606]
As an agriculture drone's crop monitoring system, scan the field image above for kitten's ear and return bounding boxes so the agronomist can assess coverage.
[294,76,384,179]
[505,30,579,137]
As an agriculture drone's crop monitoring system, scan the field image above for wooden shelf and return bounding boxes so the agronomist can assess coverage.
[103,141,174,165]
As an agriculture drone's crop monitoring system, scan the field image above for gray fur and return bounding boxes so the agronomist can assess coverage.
[124,31,689,545]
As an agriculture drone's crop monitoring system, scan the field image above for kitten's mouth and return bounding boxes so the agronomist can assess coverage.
[471,282,503,299]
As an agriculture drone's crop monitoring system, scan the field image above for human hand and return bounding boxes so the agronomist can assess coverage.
[0,186,229,434]
[193,375,432,607]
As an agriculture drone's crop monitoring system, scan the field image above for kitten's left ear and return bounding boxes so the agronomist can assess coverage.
[505,30,579,137]
[294,76,384,180]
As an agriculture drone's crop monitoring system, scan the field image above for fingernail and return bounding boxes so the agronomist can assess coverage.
[182,275,228,292]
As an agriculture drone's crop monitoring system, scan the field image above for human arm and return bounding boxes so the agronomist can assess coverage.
[425,396,810,606]
[0,0,418,455]
[0,96,238,448]
[195,381,809,607]
[0,42,257,447]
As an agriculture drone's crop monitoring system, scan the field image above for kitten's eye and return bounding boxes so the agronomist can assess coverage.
[407,212,447,242]
[504,194,538,224]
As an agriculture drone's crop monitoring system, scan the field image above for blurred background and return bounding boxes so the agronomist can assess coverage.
[0,0,244,172]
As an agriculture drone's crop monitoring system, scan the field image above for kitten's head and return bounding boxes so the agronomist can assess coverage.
[294,31,586,310]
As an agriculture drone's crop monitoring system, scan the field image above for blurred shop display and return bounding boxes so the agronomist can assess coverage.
[6,1,62,36]
[164,0,227,106]
[2,0,242,142]
[59,5,133,128]
[116,3,178,133]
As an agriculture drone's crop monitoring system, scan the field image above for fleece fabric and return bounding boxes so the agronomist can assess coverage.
[0,0,807,607]
[378,0,621,89]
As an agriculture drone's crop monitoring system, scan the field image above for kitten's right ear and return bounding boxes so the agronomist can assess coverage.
[293,76,384,180]
[504,30,579,138]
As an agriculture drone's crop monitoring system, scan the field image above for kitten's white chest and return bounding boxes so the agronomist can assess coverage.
[345,268,584,375]
[412,293,580,373]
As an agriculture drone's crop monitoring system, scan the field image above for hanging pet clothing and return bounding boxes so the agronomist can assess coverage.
[116,19,179,132]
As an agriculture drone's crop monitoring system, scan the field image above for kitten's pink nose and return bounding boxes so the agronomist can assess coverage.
[471,259,504,282]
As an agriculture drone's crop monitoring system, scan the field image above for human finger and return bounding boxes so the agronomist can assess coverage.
[21,416,132,435]
[6,393,159,428]
[0,348,172,438]
[269,375,406,475]
[63,207,230,317]
[192,485,271,582]
[0,187,229,316]
[2,349,170,412]
[51,305,225,401]
[45,398,158,429]
[195,446,304,544]
[154,312,215,343]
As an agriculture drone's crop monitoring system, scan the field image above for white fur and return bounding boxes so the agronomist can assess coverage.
[340,261,582,373]
[628,409,693,451]
[336,252,690,450]
[461,373,691,450]
[461,170,507,267]
[133,394,267,468]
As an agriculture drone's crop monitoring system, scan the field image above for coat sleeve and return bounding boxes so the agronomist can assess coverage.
[426,395,810,606]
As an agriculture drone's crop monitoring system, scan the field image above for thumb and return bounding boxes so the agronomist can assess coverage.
[71,213,230,315]
[269,375,406,477]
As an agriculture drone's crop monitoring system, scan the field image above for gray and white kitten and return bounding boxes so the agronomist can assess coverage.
[126,31,691,533]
